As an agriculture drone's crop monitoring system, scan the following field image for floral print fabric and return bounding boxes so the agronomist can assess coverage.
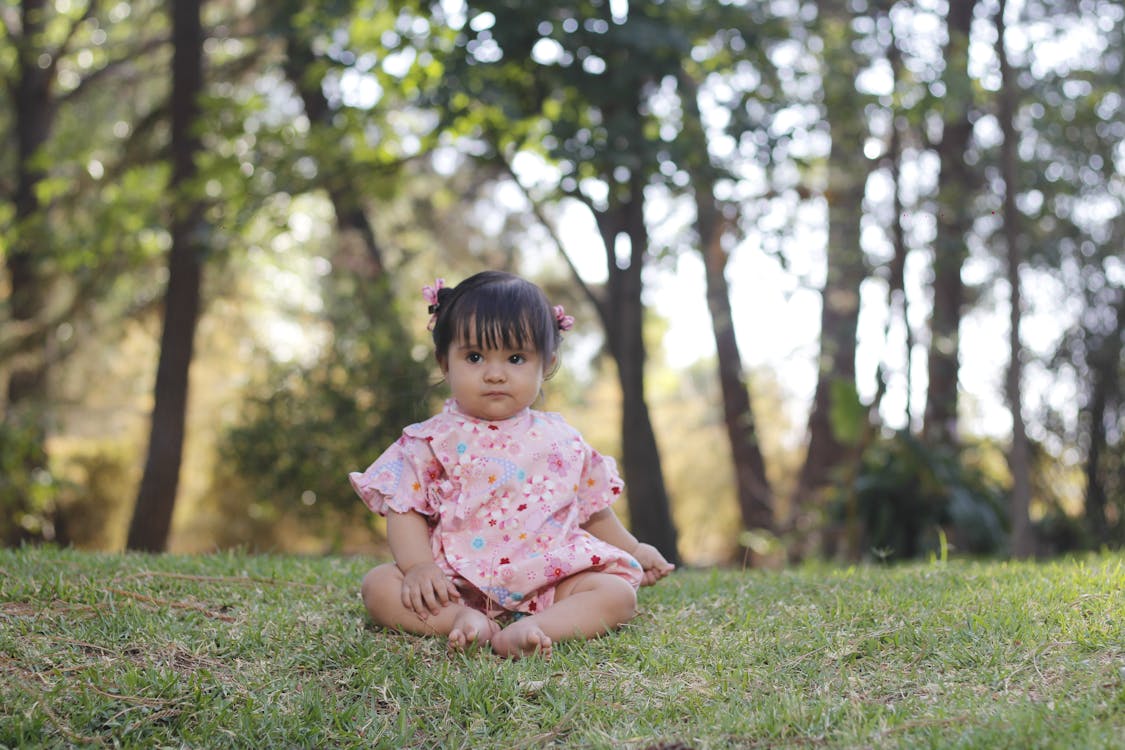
[349,399,642,614]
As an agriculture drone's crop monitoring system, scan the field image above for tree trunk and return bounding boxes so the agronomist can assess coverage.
[996,0,1034,558]
[9,0,52,387]
[593,180,680,565]
[700,216,775,537]
[1082,289,1124,545]
[126,0,206,552]
[885,19,914,431]
[676,69,775,557]
[922,0,978,448]
[3,0,54,538]
[791,3,871,542]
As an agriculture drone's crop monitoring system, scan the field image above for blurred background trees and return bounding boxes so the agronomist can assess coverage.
[1,0,1121,564]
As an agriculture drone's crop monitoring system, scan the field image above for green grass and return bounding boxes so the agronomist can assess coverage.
[1,547,1122,749]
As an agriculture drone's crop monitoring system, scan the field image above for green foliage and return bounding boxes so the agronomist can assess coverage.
[2,0,170,269]
[988,0,1124,549]
[218,274,433,540]
[438,0,787,194]
[2,0,1121,564]
[832,432,1008,561]
[52,440,137,550]
[1035,507,1093,556]
[2,547,1123,748]
[0,421,57,546]
[828,378,866,448]
[1087,423,1125,545]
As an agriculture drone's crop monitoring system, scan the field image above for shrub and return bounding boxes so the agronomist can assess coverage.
[831,431,1008,561]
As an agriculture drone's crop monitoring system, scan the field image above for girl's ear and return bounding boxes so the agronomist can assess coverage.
[436,353,448,375]
[544,352,559,379]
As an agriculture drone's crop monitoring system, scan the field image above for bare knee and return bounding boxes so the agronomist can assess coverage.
[605,575,639,624]
[361,563,403,626]
[562,572,638,626]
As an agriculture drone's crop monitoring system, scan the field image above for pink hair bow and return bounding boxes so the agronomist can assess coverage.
[553,305,575,332]
[423,278,445,331]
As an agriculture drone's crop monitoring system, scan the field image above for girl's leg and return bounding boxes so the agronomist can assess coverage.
[361,563,499,649]
[490,572,637,659]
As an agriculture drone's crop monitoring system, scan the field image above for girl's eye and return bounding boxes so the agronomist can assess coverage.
[509,354,526,365]
[466,352,483,363]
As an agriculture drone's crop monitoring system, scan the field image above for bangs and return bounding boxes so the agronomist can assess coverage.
[432,270,562,366]
[451,294,549,353]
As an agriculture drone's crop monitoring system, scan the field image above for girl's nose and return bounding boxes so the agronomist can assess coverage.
[484,363,506,382]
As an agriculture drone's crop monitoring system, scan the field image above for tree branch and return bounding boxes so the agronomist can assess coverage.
[493,150,607,322]
[56,33,170,106]
[43,0,98,82]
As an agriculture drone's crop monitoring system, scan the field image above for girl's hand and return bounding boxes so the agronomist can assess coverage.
[631,543,675,586]
[400,561,461,617]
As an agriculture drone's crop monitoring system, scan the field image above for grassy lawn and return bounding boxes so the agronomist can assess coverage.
[1,547,1122,749]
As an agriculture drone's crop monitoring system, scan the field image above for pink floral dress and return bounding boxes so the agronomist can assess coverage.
[349,399,643,615]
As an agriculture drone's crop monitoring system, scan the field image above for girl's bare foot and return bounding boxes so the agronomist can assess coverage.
[491,619,553,660]
[447,608,499,651]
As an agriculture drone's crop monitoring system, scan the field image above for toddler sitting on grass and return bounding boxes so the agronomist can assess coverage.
[350,271,674,658]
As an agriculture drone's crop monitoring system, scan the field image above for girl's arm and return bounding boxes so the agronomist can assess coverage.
[386,510,460,616]
[582,508,675,585]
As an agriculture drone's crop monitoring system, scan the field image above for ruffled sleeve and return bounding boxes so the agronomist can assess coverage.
[574,442,625,524]
[349,434,443,517]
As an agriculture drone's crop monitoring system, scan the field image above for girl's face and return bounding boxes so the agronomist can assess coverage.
[440,331,552,421]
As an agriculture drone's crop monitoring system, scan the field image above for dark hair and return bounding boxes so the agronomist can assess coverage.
[431,271,562,370]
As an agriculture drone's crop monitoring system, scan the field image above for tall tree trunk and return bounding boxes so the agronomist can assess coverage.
[1082,290,1124,545]
[700,215,775,539]
[593,179,680,565]
[126,0,206,552]
[996,0,1034,558]
[885,18,914,431]
[791,3,871,544]
[501,163,680,564]
[3,0,54,542]
[677,70,775,558]
[878,110,911,426]
[922,0,978,448]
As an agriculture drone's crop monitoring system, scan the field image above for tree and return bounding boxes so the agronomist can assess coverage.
[1003,0,1124,549]
[126,0,206,551]
[922,0,978,448]
[677,66,776,556]
[585,113,681,563]
[879,11,914,432]
[995,0,1033,557]
[2,0,169,544]
[1080,291,1123,546]
[791,1,877,543]
[2,0,56,543]
[437,1,696,562]
[209,1,448,547]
